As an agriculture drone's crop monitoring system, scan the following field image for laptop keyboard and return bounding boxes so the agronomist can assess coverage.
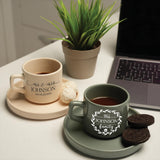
[116,59,160,84]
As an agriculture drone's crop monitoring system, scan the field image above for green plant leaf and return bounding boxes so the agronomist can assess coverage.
[40,16,66,38]
[49,37,74,47]
[41,0,124,50]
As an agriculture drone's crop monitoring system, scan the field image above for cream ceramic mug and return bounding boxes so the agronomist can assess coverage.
[10,58,62,104]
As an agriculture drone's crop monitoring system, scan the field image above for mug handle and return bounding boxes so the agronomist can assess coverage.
[69,101,85,123]
[10,74,25,94]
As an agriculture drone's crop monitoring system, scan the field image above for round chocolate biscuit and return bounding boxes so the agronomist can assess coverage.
[127,114,154,128]
[122,127,150,146]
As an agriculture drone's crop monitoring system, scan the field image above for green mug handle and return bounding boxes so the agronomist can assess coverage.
[69,101,85,123]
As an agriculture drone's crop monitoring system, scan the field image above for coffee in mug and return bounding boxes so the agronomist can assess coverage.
[10,58,62,104]
[91,96,120,105]
[69,84,130,139]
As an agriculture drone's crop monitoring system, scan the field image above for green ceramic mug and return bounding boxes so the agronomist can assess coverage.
[69,84,130,139]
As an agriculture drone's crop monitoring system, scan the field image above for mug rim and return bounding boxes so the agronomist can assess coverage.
[22,57,62,76]
[84,83,130,107]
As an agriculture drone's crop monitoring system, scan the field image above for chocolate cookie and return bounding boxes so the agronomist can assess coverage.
[127,114,154,128]
[122,127,150,145]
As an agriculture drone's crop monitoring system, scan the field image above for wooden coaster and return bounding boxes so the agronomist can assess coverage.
[6,79,78,120]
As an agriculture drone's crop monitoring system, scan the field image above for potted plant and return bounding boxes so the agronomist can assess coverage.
[41,0,122,79]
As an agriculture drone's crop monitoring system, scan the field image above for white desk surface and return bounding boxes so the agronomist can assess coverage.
[0,13,160,160]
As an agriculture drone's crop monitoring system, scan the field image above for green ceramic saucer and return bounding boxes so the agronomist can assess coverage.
[63,107,142,159]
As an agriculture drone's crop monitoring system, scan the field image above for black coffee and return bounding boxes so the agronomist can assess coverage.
[91,96,120,106]
[36,72,50,74]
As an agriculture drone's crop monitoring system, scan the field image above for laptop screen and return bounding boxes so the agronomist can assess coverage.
[116,0,160,60]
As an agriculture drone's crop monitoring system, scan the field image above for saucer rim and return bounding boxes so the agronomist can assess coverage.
[63,107,142,159]
[6,78,77,120]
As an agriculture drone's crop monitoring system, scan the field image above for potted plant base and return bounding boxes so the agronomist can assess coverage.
[62,41,101,79]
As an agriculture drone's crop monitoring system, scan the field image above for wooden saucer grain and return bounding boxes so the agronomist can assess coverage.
[6,79,77,120]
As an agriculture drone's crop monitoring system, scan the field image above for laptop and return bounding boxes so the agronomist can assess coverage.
[108,0,160,110]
